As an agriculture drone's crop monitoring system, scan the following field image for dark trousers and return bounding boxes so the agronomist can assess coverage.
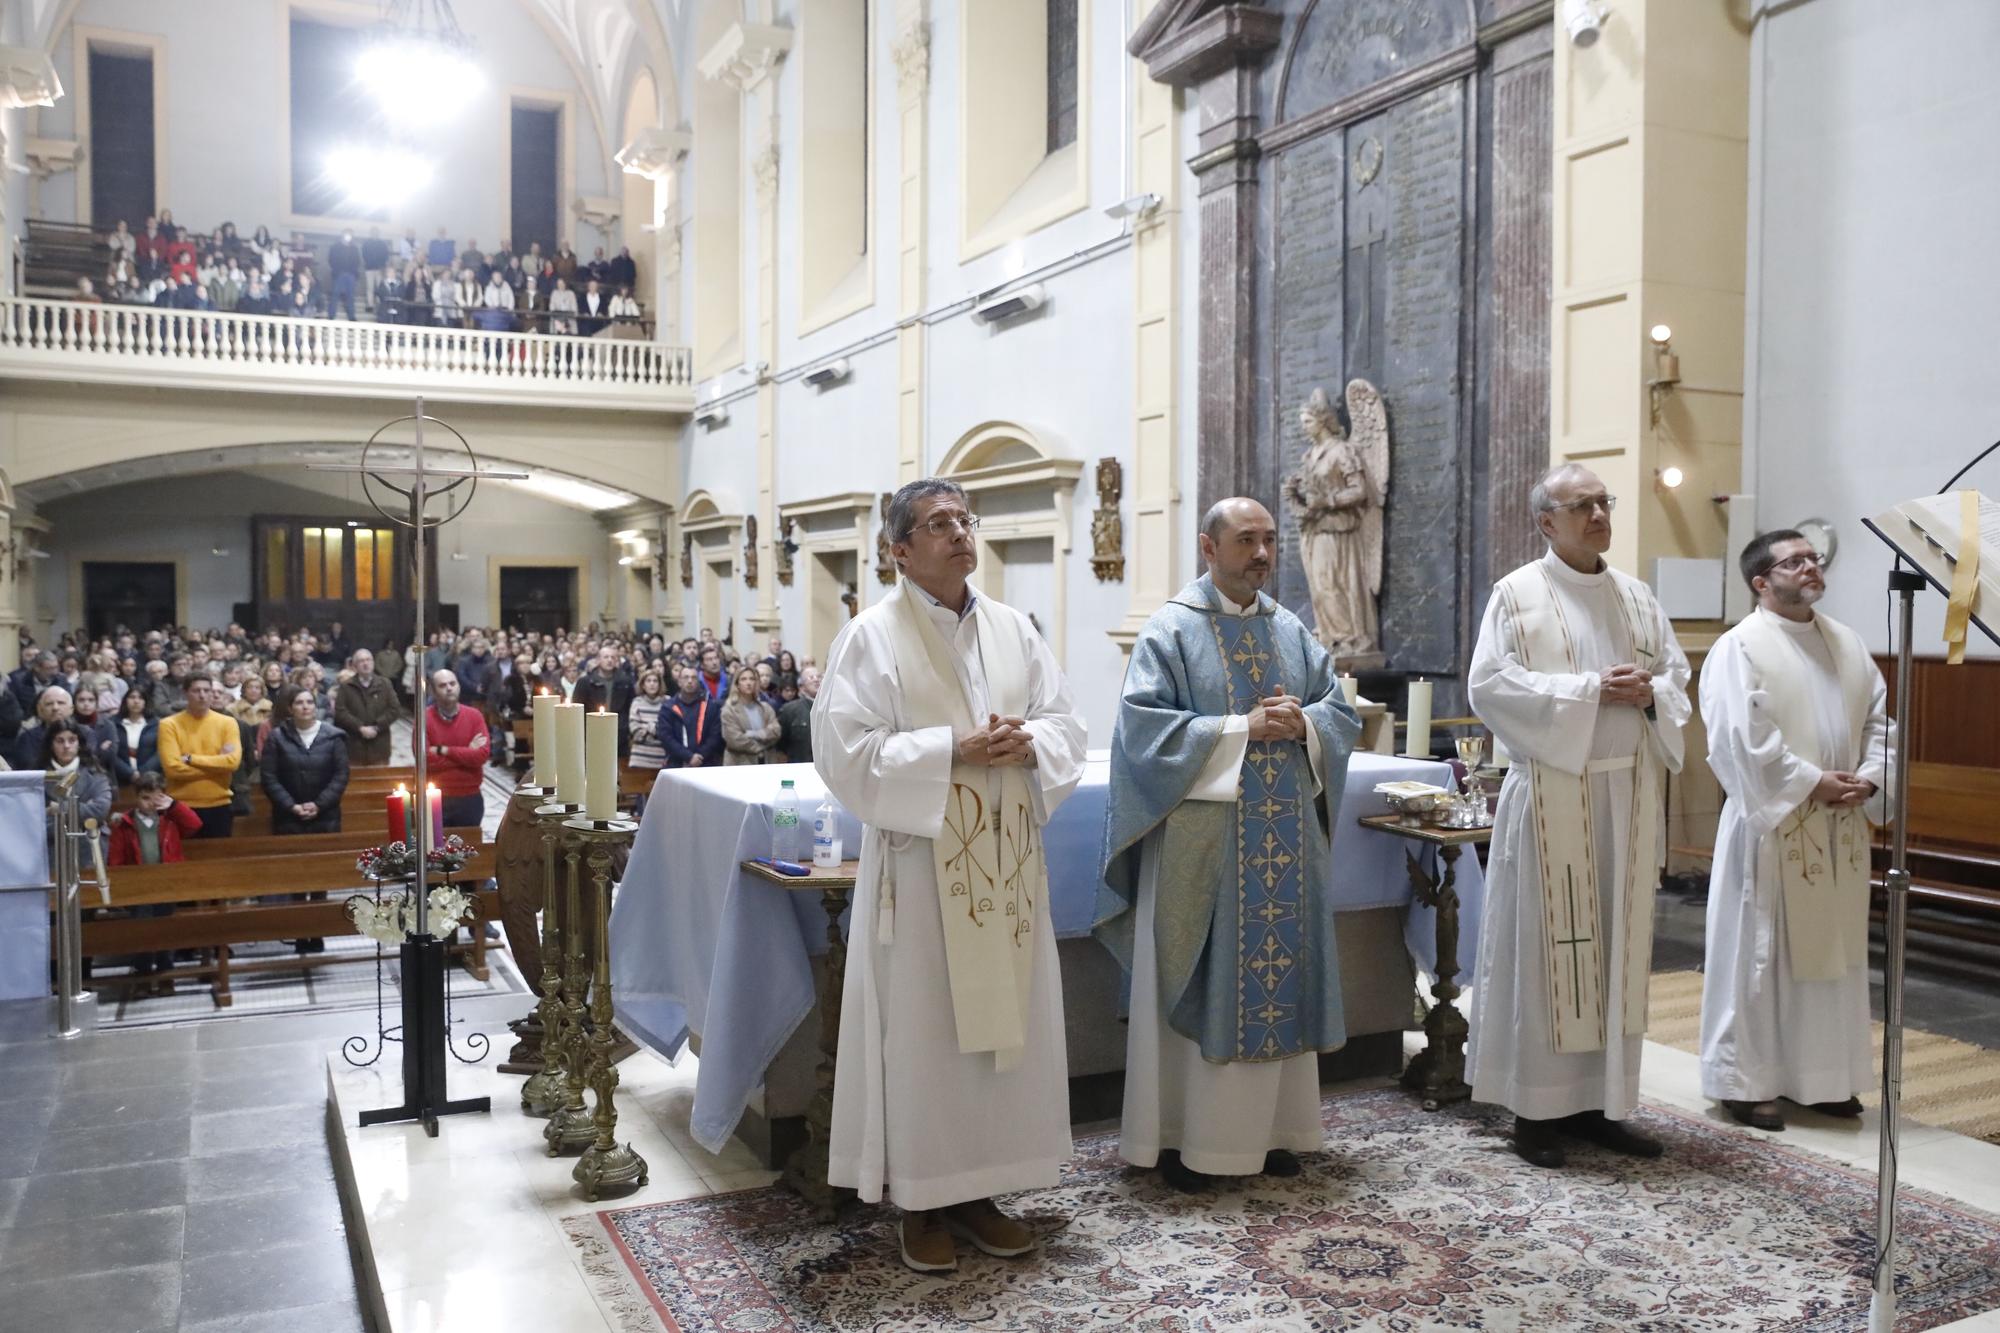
[192,805,234,838]
[441,794,484,831]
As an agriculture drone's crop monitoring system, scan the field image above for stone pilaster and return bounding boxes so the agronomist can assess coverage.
[893,6,930,493]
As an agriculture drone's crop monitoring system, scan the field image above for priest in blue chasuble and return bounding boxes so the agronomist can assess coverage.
[1098,497,1362,1191]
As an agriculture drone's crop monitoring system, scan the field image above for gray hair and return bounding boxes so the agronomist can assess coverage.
[1528,463,1593,520]
[885,478,968,545]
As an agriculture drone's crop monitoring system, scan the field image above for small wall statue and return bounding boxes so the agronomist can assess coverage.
[875,493,897,585]
[1090,457,1125,582]
[680,532,694,588]
[743,514,759,589]
[1282,379,1389,662]
[775,516,796,587]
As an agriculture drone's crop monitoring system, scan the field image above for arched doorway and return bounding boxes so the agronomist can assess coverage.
[937,421,1083,663]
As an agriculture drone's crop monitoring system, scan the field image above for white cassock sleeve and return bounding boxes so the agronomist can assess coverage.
[1645,599,1693,775]
[1015,618,1089,824]
[1467,590,1602,776]
[1182,713,1325,804]
[1856,661,1897,826]
[811,622,957,840]
[1699,634,1821,839]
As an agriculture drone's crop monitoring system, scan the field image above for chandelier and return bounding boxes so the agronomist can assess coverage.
[356,0,483,126]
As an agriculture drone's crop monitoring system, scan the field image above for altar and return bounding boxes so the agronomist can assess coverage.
[610,752,1485,1156]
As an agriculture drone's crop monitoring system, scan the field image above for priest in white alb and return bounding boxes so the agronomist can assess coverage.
[1098,497,1361,1191]
[1468,464,1691,1168]
[812,478,1087,1274]
[1699,529,1893,1131]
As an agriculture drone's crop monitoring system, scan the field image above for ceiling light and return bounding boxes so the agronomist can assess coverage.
[326,144,435,212]
[1655,465,1685,491]
[497,472,637,513]
[1564,0,1606,47]
[1650,324,1672,346]
[356,3,482,125]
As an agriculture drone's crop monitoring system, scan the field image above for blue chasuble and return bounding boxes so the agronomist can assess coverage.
[1097,576,1362,1063]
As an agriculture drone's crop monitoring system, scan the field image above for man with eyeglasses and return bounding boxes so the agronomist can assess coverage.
[812,477,1087,1274]
[1467,463,1692,1169]
[1698,530,1893,1132]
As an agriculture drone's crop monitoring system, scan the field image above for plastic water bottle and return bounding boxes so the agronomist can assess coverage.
[813,794,843,868]
[772,779,802,864]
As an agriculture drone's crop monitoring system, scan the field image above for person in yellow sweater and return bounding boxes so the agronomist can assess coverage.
[158,677,242,838]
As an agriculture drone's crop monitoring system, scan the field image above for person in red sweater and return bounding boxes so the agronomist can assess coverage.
[424,669,489,829]
[107,771,202,995]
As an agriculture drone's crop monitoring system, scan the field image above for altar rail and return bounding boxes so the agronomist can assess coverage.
[0,294,695,413]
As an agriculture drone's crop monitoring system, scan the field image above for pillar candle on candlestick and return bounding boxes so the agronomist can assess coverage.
[1339,675,1360,706]
[386,785,408,845]
[532,690,557,789]
[585,708,619,822]
[1404,680,1433,758]
[554,702,585,806]
[427,783,444,846]
[1492,732,1511,769]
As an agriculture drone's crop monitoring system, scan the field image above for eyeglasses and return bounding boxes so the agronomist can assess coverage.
[918,513,981,538]
[1759,551,1824,577]
[1547,494,1617,516]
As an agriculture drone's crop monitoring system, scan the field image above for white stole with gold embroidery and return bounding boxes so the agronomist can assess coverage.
[1730,611,1874,982]
[1498,563,1666,1054]
[885,581,1044,1071]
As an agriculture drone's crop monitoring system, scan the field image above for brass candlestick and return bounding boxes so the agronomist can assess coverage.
[521,796,579,1118]
[566,815,647,1201]
[542,822,597,1155]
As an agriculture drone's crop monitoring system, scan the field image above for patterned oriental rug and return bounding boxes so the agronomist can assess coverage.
[563,1088,2000,1332]
[1647,969,2000,1146]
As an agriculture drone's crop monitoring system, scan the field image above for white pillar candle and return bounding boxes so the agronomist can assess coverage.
[1492,732,1511,769]
[1405,679,1433,758]
[532,690,557,789]
[555,702,586,807]
[1375,710,1396,755]
[1339,675,1360,706]
[585,707,619,822]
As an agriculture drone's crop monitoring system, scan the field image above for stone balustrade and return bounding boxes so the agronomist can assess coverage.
[0,295,695,412]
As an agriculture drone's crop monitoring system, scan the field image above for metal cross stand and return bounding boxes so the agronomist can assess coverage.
[311,397,525,1135]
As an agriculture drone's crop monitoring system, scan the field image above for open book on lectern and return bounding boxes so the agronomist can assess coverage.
[1864,489,2000,649]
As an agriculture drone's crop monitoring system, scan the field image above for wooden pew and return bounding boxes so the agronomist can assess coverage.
[1870,760,2000,957]
[178,825,482,861]
[75,841,499,1007]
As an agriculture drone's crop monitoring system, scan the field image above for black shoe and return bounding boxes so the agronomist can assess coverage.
[293,940,311,956]
[1263,1149,1303,1177]
[1806,1096,1864,1119]
[1723,1099,1786,1131]
[1562,1110,1664,1158]
[1158,1150,1219,1193]
[1513,1116,1567,1169]
[305,938,326,954]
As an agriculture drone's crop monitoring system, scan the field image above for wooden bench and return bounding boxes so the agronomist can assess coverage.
[1869,761,2000,956]
[74,840,499,1007]
[177,825,482,862]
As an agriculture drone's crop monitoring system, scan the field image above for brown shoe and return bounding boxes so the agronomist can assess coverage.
[942,1198,1035,1258]
[899,1209,957,1274]
[1723,1099,1786,1132]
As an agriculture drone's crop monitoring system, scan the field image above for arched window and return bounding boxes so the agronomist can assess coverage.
[798,0,873,331]
[958,0,1089,259]
[693,3,745,375]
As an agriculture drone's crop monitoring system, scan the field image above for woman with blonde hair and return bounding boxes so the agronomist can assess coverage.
[720,664,781,766]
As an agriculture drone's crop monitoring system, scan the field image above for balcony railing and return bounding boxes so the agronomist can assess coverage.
[0,295,695,411]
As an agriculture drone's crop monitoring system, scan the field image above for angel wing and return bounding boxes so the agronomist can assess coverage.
[1346,378,1391,597]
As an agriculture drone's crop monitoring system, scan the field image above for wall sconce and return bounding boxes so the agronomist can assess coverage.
[1648,324,1680,427]
[1654,465,1685,493]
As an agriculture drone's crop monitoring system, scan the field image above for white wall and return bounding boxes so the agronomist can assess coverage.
[36,0,615,253]
[1746,0,2000,653]
[35,467,614,634]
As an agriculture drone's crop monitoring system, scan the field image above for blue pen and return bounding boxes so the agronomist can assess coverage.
[750,857,811,876]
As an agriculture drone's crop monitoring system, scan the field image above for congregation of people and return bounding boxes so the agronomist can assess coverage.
[83,209,646,336]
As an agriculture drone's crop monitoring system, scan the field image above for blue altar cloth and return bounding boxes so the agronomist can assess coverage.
[610,752,1485,1154]
[0,771,52,1001]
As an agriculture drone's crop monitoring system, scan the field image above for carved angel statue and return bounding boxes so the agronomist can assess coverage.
[1281,379,1389,659]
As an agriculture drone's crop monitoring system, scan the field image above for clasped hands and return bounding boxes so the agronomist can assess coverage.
[958,713,1038,768]
[1249,683,1308,742]
[1600,663,1655,709]
[1812,770,1875,808]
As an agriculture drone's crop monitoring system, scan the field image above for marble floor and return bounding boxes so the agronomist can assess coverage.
[3,908,1997,1331]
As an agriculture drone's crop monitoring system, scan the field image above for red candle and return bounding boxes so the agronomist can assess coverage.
[427,783,445,846]
[386,785,408,845]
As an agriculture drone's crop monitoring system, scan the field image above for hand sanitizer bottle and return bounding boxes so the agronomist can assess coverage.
[813,794,843,868]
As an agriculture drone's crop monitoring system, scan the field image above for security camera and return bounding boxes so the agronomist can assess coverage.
[1564,0,1606,47]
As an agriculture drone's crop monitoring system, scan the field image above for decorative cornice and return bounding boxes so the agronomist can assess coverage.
[615,126,692,181]
[698,22,793,93]
[891,21,930,94]
[0,45,62,110]
[752,145,780,205]
[24,137,81,178]
[1129,2,1281,87]
[572,194,621,229]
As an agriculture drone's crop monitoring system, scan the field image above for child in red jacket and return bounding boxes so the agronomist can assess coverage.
[108,771,201,994]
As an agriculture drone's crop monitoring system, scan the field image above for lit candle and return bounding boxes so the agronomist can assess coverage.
[427,783,445,845]
[1338,675,1360,706]
[1405,679,1433,758]
[555,702,586,807]
[585,707,619,822]
[386,784,408,845]
[532,689,557,789]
